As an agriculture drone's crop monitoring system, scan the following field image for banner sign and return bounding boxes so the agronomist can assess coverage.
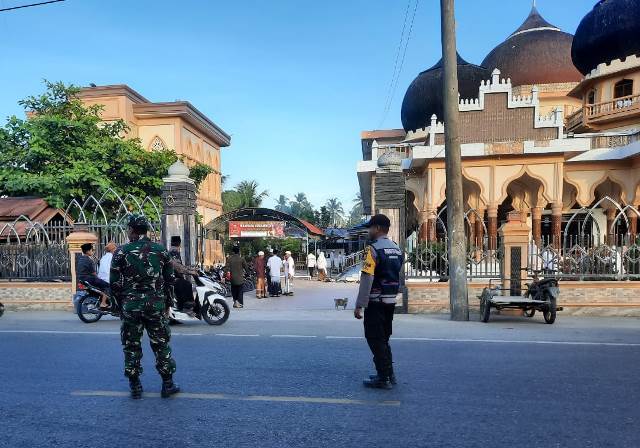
[228,221,285,238]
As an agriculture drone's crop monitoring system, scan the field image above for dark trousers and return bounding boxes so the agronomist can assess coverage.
[174,278,194,310]
[231,284,244,305]
[308,267,315,278]
[364,302,395,378]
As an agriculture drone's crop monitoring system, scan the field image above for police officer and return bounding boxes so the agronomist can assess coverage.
[354,214,404,390]
[110,214,180,399]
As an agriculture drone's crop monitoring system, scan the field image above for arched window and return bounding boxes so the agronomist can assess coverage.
[149,136,167,151]
[587,89,596,105]
[614,79,633,99]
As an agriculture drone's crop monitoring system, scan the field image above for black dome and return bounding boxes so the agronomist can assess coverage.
[482,6,582,86]
[400,53,490,132]
[572,0,640,75]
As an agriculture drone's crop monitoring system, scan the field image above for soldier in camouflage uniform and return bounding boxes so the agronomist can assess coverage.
[110,214,180,399]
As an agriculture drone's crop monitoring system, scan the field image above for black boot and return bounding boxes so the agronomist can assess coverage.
[363,375,393,390]
[129,377,143,399]
[369,373,397,385]
[161,376,181,398]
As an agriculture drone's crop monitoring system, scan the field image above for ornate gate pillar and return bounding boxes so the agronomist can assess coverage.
[161,161,198,266]
[66,225,98,296]
[375,151,406,312]
[499,211,530,296]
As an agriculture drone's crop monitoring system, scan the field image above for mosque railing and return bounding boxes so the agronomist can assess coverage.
[586,93,640,122]
[404,237,502,282]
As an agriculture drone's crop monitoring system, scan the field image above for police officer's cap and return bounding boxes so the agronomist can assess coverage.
[364,214,391,229]
[127,213,149,230]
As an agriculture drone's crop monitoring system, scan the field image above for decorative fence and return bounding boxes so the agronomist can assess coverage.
[405,237,502,282]
[0,189,161,281]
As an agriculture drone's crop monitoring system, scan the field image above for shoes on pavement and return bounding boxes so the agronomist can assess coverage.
[161,378,181,398]
[233,301,240,308]
[369,374,397,385]
[363,377,393,390]
[129,377,143,399]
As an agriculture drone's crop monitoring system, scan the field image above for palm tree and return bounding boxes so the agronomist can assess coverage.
[325,197,344,227]
[235,180,268,208]
[275,195,289,213]
[353,193,363,210]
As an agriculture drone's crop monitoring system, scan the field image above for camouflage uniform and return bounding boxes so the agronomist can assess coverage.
[110,219,176,380]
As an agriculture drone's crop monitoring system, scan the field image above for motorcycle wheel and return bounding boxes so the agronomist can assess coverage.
[0,302,4,317]
[543,296,557,324]
[201,297,230,326]
[524,309,535,318]
[77,295,103,323]
[480,295,491,323]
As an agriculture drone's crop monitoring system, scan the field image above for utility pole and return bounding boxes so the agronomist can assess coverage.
[440,0,469,320]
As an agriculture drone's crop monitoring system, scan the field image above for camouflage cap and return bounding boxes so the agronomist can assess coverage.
[127,213,149,229]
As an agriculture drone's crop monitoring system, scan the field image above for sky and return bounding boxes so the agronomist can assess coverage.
[0,0,596,212]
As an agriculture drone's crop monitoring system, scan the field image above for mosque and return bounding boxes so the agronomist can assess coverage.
[358,0,640,255]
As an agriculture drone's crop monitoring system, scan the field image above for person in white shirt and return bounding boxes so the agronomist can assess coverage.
[266,249,283,297]
[306,252,316,278]
[283,251,296,295]
[317,252,327,281]
[98,242,117,283]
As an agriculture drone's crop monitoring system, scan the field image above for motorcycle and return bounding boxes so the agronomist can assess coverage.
[75,271,230,326]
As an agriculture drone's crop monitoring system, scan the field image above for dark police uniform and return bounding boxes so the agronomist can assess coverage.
[356,235,403,388]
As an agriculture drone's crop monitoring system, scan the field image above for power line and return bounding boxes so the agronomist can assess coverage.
[377,0,411,129]
[0,0,64,12]
[377,0,420,129]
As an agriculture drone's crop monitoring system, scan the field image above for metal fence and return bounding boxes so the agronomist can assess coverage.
[405,237,502,282]
[0,190,161,281]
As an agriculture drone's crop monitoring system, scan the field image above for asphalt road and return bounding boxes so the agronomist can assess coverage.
[1,310,639,448]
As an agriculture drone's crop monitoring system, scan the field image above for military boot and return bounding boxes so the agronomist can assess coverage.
[363,375,393,390]
[368,373,397,385]
[129,377,143,399]
[161,376,181,398]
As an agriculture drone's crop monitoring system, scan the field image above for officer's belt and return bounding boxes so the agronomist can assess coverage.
[368,297,397,304]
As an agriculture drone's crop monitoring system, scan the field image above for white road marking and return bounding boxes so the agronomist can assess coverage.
[71,390,400,406]
[391,337,640,347]
[270,334,317,338]
[1,330,637,347]
[214,333,260,337]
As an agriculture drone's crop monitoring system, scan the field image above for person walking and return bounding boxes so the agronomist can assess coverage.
[97,242,116,283]
[225,246,247,309]
[110,214,179,399]
[254,251,267,299]
[317,251,327,281]
[265,248,274,293]
[306,251,316,278]
[354,214,403,390]
[266,249,283,297]
[283,251,296,296]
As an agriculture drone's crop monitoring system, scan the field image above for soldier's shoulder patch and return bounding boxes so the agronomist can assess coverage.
[361,246,376,275]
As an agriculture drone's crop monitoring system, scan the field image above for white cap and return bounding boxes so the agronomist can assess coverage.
[285,251,292,255]
[258,251,264,256]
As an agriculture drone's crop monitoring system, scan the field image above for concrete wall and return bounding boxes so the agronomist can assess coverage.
[0,283,72,311]
[406,281,640,317]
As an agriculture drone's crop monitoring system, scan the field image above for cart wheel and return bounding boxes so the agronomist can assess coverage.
[543,296,557,324]
[524,309,535,318]
[480,296,491,323]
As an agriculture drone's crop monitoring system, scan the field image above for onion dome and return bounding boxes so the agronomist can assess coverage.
[482,5,582,86]
[572,0,640,75]
[400,53,490,132]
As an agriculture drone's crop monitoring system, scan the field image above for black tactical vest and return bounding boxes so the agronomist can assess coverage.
[370,237,404,297]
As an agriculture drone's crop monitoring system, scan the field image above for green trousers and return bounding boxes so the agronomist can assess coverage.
[120,299,176,379]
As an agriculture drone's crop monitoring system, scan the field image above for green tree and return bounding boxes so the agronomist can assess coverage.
[347,193,365,227]
[318,205,331,228]
[0,81,178,209]
[236,180,268,208]
[290,192,315,222]
[188,163,215,191]
[274,194,290,213]
[325,197,344,227]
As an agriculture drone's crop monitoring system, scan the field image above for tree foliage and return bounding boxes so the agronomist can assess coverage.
[0,81,178,209]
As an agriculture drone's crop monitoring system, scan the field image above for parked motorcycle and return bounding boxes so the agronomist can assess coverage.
[75,271,230,325]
